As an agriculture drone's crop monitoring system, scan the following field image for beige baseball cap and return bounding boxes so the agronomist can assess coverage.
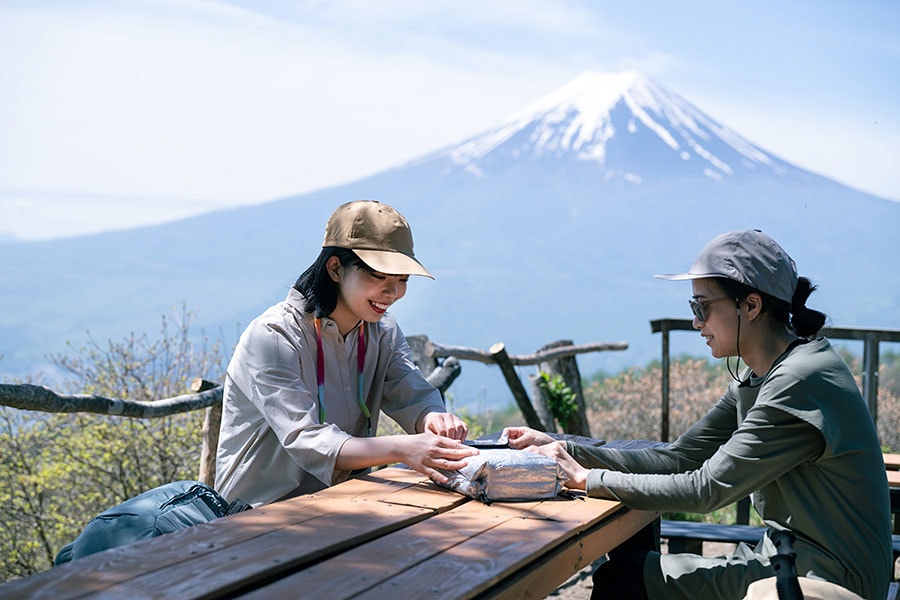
[655,229,798,303]
[322,200,433,278]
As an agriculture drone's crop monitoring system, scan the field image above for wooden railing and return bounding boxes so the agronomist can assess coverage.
[650,319,900,442]
[409,336,628,438]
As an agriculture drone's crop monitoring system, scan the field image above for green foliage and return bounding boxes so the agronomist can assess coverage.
[0,307,226,583]
[536,371,579,425]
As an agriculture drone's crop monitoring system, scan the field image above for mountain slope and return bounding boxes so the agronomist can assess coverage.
[2,71,898,410]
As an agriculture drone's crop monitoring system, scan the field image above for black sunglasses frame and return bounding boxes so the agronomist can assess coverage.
[689,296,736,322]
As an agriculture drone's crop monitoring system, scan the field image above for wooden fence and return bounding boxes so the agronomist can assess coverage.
[0,335,627,487]
[651,320,900,441]
[5,322,894,484]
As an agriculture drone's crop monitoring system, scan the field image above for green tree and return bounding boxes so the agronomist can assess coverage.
[536,371,579,428]
[0,308,226,582]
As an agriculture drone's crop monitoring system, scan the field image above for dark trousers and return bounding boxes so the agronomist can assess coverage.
[591,518,660,600]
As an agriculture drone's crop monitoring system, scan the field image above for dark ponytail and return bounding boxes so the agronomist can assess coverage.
[716,276,827,338]
[789,277,827,337]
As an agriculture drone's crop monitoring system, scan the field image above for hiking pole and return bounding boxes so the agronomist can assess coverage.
[770,529,804,600]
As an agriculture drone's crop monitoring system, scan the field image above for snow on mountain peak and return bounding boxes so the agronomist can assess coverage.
[436,70,789,183]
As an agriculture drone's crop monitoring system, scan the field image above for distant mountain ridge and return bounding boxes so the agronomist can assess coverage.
[2,71,898,410]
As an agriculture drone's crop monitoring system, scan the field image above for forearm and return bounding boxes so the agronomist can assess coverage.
[335,436,404,471]
[568,398,737,473]
[335,432,477,485]
[568,443,695,474]
[583,409,824,512]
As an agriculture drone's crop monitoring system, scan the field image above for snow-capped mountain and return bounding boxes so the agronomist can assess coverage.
[418,71,793,185]
[1,71,898,411]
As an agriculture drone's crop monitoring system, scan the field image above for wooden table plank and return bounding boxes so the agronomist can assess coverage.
[97,500,435,600]
[238,498,550,600]
[0,468,454,600]
[308,495,635,600]
[884,453,900,470]
[888,469,900,488]
[80,469,463,600]
[352,499,646,600]
[485,507,660,600]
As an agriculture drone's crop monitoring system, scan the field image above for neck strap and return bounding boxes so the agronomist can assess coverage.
[314,318,372,436]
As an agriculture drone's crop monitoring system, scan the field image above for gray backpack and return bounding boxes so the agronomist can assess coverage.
[54,480,251,565]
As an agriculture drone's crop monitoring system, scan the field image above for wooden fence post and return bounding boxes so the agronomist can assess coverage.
[528,374,558,433]
[195,378,221,487]
[407,335,438,377]
[408,335,461,403]
[490,342,547,431]
[533,339,591,437]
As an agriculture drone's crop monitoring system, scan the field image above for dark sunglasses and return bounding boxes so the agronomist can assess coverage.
[689,296,735,322]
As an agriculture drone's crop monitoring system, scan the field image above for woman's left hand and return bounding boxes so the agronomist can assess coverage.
[527,441,590,491]
[422,411,468,441]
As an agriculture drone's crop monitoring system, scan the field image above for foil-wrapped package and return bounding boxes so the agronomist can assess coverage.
[436,449,566,503]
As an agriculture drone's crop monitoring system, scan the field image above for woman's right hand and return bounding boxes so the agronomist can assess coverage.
[502,426,555,449]
[527,441,589,491]
[395,432,479,484]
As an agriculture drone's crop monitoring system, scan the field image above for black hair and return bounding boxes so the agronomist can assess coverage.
[293,248,374,318]
[714,276,827,338]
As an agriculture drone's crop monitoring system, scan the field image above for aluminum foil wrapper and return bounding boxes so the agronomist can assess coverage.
[436,449,566,503]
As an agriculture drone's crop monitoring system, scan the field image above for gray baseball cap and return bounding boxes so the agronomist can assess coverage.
[655,229,798,303]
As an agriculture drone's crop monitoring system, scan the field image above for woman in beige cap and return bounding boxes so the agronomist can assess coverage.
[504,230,892,600]
[215,200,476,507]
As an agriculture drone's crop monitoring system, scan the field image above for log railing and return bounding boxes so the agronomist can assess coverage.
[0,358,467,488]
[650,320,900,441]
[0,336,627,487]
[411,337,628,437]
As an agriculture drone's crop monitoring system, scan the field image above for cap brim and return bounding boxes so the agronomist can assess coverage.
[654,272,716,281]
[353,249,434,279]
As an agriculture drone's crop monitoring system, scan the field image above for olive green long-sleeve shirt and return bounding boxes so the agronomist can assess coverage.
[569,338,891,600]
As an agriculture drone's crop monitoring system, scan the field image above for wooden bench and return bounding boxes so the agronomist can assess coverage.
[661,455,900,556]
[660,520,765,554]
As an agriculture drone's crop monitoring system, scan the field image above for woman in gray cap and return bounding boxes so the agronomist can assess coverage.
[215,200,476,507]
[505,229,892,600]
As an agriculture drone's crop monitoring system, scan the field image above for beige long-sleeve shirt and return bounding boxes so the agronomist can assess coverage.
[215,288,445,507]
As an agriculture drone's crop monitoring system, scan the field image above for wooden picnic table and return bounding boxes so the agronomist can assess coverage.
[889,469,900,488]
[884,454,900,538]
[0,466,659,600]
[885,453,900,471]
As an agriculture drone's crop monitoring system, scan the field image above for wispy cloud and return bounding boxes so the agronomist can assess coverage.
[0,0,897,240]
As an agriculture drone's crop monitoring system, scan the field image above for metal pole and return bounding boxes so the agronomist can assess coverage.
[661,327,670,443]
[862,334,879,424]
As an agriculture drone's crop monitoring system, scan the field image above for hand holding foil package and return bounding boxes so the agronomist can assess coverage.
[436,449,566,503]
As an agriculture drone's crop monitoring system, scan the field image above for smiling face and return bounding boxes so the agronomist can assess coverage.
[326,256,408,335]
[691,278,740,358]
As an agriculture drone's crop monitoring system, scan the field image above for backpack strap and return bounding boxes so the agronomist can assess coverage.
[225,498,253,515]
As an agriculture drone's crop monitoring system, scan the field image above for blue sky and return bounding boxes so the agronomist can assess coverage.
[1,0,898,240]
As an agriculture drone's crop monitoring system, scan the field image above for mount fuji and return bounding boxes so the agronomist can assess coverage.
[2,71,899,410]
[421,70,793,184]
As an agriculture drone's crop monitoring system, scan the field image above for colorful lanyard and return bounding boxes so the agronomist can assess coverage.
[314,318,372,436]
